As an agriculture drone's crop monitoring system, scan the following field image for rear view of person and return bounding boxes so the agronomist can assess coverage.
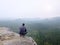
[19,23,27,37]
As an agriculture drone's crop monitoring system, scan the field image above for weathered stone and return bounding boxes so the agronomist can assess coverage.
[0,27,37,45]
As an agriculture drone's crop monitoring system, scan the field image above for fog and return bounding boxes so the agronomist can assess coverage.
[0,0,60,20]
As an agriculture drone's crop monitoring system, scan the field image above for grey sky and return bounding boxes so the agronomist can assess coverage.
[0,0,60,19]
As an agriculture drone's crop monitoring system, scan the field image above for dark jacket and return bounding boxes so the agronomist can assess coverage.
[19,26,27,35]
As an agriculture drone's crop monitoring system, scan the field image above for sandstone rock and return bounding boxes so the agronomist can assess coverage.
[0,27,37,45]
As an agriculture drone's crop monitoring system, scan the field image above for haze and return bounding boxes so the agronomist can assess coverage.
[0,0,60,19]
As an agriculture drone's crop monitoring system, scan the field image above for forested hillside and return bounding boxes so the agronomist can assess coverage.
[0,17,60,45]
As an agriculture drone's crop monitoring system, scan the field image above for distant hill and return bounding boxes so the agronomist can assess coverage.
[0,17,60,32]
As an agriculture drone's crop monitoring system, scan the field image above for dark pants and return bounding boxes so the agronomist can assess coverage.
[19,32,27,36]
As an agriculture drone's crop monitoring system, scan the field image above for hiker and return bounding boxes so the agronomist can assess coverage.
[19,23,27,37]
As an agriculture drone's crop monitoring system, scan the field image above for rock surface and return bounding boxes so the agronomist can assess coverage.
[0,27,37,45]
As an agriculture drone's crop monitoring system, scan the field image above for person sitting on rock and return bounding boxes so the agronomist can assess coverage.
[19,23,27,37]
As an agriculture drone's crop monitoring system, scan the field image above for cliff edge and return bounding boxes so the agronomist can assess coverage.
[0,27,37,45]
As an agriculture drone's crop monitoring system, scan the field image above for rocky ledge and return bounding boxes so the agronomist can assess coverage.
[0,27,37,45]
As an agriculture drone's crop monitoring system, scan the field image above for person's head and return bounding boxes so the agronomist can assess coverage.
[22,23,25,26]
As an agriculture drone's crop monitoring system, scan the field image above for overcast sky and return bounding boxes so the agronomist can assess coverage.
[0,0,60,19]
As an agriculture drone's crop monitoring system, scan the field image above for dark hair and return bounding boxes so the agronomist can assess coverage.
[22,23,25,26]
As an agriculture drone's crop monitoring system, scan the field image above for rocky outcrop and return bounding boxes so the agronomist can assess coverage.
[0,27,37,45]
